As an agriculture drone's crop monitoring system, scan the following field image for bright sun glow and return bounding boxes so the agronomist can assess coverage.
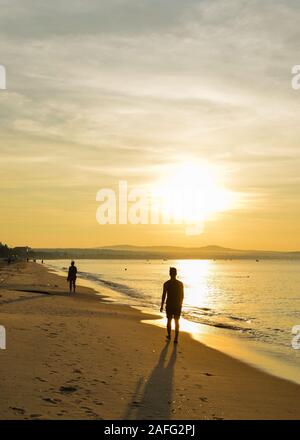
[152,161,239,234]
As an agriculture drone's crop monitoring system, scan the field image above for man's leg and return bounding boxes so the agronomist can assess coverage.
[174,318,180,343]
[73,281,76,293]
[69,281,72,293]
[167,317,172,340]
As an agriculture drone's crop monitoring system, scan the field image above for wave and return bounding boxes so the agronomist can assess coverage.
[183,307,253,332]
[78,270,143,300]
[182,312,250,331]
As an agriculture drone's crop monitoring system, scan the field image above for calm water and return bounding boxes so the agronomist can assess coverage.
[47,259,300,382]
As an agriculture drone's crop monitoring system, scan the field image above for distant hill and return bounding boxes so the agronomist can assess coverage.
[97,244,234,252]
[32,245,300,260]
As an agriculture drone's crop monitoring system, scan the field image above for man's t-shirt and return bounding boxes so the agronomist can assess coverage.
[164,279,184,311]
[68,266,77,281]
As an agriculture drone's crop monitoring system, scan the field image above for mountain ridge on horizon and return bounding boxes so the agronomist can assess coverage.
[32,244,300,259]
[93,244,300,254]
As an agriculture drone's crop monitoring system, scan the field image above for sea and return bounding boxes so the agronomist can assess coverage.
[46,259,300,384]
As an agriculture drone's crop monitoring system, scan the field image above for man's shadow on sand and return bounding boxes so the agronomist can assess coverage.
[124,342,177,419]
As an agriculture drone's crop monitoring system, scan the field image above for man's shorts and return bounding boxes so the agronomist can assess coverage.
[166,308,182,319]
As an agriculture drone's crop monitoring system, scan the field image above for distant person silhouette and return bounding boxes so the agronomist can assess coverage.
[160,267,184,343]
[67,261,77,293]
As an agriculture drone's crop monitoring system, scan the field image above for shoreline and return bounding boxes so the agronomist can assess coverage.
[47,260,300,387]
[1,261,300,419]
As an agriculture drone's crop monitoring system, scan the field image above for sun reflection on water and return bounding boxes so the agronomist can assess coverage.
[176,259,214,310]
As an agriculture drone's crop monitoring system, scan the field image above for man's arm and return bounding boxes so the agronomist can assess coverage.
[160,283,167,312]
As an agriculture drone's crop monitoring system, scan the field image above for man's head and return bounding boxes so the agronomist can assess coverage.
[71,261,75,266]
[169,267,177,279]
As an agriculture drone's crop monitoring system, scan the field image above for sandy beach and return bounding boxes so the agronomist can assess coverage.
[0,261,299,420]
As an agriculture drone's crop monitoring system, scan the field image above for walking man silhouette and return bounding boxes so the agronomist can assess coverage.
[160,267,184,343]
[67,261,77,293]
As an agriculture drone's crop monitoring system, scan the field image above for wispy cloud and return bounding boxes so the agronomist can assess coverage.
[1,0,300,247]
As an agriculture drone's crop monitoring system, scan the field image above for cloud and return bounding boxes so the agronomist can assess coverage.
[0,0,200,38]
[0,0,300,246]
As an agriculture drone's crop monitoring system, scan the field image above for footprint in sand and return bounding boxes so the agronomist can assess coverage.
[202,372,215,377]
[131,401,142,407]
[81,406,94,411]
[85,410,98,417]
[35,377,47,383]
[10,407,25,415]
[93,400,103,406]
[30,414,43,419]
[59,386,78,394]
[42,397,62,404]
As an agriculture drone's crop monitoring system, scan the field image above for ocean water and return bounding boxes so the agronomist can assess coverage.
[46,259,300,383]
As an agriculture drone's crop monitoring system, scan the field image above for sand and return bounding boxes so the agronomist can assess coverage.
[0,261,300,420]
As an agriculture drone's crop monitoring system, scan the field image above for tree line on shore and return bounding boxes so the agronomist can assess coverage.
[0,243,32,260]
[0,243,10,258]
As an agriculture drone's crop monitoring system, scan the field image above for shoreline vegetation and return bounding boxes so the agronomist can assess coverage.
[0,261,300,419]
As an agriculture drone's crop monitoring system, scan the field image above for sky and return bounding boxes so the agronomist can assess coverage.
[0,0,300,250]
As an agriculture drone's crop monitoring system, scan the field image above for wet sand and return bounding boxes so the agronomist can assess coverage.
[0,261,300,420]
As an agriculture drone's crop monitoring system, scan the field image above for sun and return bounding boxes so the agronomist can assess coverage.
[151,160,238,233]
